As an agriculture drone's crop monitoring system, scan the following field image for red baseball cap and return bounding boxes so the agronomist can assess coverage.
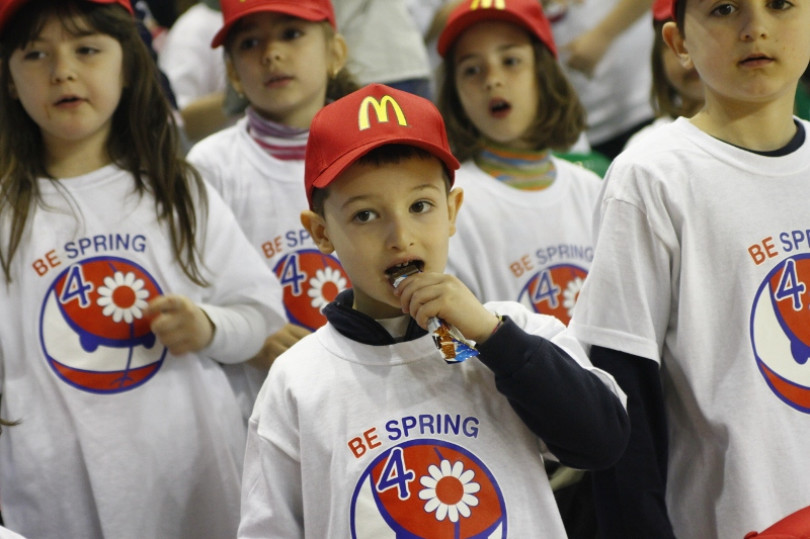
[652,0,675,21]
[0,0,133,36]
[211,0,336,48]
[437,0,557,58]
[304,83,460,209]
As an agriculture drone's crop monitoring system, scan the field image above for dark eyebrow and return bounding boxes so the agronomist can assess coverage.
[30,28,102,43]
[339,183,442,210]
[340,194,372,210]
[457,42,528,63]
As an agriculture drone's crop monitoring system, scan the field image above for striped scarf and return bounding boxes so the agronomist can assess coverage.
[474,144,557,190]
[246,107,309,161]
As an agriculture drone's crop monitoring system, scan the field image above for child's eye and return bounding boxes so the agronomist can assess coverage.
[76,46,99,56]
[768,0,792,10]
[281,27,304,41]
[410,200,434,214]
[710,3,736,15]
[22,50,45,61]
[503,56,521,67]
[238,37,260,51]
[458,64,481,78]
[353,210,378,223]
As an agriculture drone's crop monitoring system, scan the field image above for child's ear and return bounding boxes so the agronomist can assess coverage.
[446,187,464,237]
[225,57,245,97]
[327,33,349,79]
[662,21,693,70]
[301,210,335,254]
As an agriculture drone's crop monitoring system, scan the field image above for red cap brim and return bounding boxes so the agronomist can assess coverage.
[211,2,335,48]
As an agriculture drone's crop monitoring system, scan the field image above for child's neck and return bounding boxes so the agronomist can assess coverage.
[474,142,556,191]
[691,90,798,152]
[681,97,703,118]
[45,134,112,178]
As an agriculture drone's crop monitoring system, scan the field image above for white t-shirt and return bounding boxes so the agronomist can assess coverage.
[188,118,352,415]
[0,526,25,539]
[334,0,431,85]
[0,165,285,539]
[158,3,226,109]
[571,117,810,538]
[549,0,654,145]
[447,158,602,324]
[239,301,622,538]
[623,115,675,151]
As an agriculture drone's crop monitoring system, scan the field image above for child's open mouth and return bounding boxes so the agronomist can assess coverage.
[489,98,511,117]
[386,261,424,286]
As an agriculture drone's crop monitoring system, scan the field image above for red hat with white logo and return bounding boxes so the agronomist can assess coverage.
[0,0,133,36]
[211,0,336,48]
[437,0,557,58]
[304,83,460,209]
[652,0,675,21]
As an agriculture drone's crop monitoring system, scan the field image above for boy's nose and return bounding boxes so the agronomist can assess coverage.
[740,8,769,41]
[387,218,414,250]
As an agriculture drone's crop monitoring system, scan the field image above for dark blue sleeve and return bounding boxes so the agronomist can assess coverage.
[475,318,630,470]
[589,346,676,539]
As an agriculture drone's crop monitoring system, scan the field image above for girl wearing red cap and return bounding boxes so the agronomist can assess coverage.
[435,1,610,536]
[437,0,600,328]
[0,0,286,536]
[187,0,359,422]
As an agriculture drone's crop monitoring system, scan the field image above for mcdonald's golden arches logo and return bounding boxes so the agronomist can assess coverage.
[470,0,506,9]
[357,95,409,131]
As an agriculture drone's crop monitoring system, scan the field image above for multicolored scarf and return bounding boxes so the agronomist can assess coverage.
[474,143,557,190]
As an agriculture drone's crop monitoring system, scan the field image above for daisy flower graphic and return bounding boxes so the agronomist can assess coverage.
[562,276,584,319]
[307,267,347,310]
[419,459,480,523]
[97,271,150,324]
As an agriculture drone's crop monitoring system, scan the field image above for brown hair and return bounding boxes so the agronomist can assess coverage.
[0,0,209,285]
[310,145,452,216]
[675,0,687,32]
[650,20,688,118]
[322,24,360,101]
[438,38,585,162]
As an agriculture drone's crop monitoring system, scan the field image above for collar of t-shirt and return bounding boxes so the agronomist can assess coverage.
[322,290,427,345]
[246,106,309,161]
[729,119,805,157]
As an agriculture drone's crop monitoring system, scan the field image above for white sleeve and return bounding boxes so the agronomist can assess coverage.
[157,7,226,108]
[197,184,286,363]
[238,374,303,537]
[187,137,229,196]
[571,186,675,363]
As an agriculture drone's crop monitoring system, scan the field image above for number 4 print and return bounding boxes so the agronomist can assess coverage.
[775,259,807,311]
[59,263,94,308]
[376,447,416,500]
[531,270,561,309]
[278,255,307,296]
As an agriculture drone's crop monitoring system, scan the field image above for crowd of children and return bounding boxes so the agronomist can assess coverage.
[0,0,809,537]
